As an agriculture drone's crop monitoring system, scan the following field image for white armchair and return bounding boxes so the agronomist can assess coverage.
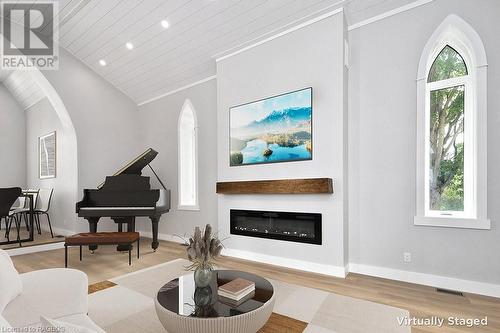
[0,249,104,332]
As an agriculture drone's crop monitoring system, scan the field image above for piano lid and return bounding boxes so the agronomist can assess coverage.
[97,148,158,189]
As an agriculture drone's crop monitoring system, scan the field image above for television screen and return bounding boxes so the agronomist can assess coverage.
[229,87,312,166]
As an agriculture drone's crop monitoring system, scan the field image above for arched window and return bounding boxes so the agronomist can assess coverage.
[426,45,469,215]
[178,99,199,210]
[415,15,489,229]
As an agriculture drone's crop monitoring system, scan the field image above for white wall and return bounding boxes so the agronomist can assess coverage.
[3,24,141,233]
[216,12,348,276]
[41,48,142,232]
[348,0,500,284]
[0,84,25,188]
[26,98,75,232]
[42,48,141,192]
[137,79,218,240]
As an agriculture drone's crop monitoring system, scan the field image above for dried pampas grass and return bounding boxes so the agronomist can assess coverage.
[186,224,223,271]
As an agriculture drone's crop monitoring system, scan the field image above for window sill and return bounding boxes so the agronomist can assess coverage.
[178,205,200,211]
[414,216,490,230]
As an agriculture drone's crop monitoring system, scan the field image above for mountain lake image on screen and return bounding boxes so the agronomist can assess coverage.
[229,87,313,166]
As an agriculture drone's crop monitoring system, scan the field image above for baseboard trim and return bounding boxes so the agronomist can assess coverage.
[349,263,500,298]
[7,241,65,256]
[9,227,498,298]
[49,226,75,236]
[144,232,348,277]
[223,248,347,278]
[138,230,189,245]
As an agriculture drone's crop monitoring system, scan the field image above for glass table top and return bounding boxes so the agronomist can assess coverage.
[156,270,274,318]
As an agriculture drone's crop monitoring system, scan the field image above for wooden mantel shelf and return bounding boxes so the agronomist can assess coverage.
[216,178,333,194]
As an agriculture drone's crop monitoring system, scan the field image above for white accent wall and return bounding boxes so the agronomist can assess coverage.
[348,0,500,284]
[216,12,348,276]
[0,84,26,188]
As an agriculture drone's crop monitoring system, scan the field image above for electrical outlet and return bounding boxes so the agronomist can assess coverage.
[404,252,412,263]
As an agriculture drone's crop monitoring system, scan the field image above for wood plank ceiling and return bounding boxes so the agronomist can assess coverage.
[3,70,45,109]
[2,0,418,104]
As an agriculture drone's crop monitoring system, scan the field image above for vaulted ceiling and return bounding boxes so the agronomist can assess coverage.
[2,70,45,109]
[0,69,9,82]
[2,0,418,105]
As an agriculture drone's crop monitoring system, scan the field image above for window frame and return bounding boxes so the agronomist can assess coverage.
[415,15,489,229]
[424,68,472,218]
[177,99,200,211]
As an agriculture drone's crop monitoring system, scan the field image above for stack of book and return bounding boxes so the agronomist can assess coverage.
[218,278,256,307]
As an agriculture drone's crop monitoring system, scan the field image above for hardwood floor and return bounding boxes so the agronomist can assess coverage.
[11,238,500,333]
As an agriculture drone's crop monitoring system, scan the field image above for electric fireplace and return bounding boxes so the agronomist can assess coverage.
[230,209,322,245]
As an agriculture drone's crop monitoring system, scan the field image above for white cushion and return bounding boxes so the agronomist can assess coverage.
[0,314,12,330]
[41,316,98,333]
[0,249,22,312]
[3,268,88,328]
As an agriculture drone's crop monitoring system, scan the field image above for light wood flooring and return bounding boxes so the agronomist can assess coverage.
[11,238,500,333]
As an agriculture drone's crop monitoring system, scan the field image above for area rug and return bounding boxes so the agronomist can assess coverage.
[87,259,410,333]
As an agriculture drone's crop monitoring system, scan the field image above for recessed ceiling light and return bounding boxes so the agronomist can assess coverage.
[161,20,169,29]
[99,59,106,66]
[126,42,134,50]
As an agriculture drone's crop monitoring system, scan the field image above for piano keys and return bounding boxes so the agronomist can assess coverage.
[76,148,170,251]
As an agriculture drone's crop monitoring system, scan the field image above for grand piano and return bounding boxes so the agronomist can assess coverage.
[76,148,170,251]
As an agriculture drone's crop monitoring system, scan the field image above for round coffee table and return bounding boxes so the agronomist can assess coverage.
[155,270,275,333]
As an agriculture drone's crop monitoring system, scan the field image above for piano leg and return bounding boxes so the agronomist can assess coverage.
[150,217,159,251]
[113,217,135,252]
[128,219,135,232]
[86,217,99,252]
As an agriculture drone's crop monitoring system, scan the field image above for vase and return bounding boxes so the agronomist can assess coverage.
[194,267,212,288]
[194,286,213,307]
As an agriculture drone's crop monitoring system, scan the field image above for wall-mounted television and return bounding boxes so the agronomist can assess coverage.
[229,87,313,166]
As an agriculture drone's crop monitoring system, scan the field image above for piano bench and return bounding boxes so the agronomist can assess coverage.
[64,232,140,267]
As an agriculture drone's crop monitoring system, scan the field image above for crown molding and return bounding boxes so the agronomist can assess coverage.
[214,6,344,63]
[348,0,435,31]
[137,75,217,106]
[138,0,437,105]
